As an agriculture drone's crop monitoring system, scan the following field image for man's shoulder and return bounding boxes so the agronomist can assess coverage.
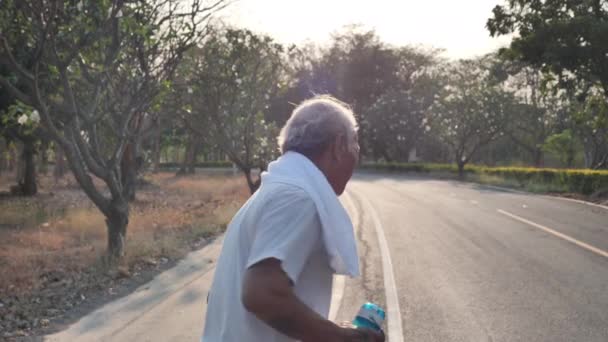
[261,182,310,200]
[258,182,316,212]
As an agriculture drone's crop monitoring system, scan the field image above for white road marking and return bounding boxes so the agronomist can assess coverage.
[470,200,479,205]
[549,196,608,211]
[498,209,608,259]
[357,190,404,342]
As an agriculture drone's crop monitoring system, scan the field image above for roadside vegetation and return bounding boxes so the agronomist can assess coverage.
[361,163,608,201]
[0,172,248,338]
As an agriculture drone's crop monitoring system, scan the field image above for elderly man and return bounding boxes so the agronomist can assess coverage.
[202,96,384,342]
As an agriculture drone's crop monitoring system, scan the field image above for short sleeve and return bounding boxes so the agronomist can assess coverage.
[246,187,321,284]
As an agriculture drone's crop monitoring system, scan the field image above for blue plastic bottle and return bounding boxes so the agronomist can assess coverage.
[352,302,385,332]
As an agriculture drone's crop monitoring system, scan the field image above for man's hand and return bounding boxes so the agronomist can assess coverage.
[339,326,385,342]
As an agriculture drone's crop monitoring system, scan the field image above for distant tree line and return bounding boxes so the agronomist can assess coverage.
[1,0,606,258]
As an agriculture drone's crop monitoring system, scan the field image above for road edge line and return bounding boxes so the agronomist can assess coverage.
[545,196,608,211]
[479,184,608,211]
[355,189,404,342]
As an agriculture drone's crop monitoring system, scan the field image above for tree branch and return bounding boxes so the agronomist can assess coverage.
[0,74,33,105]
[0,36,35,82]
[63,128,112,215]
[68,122,108,179]
[108,111,136,170]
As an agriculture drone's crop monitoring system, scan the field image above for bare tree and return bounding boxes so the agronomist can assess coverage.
[0,0,228,258]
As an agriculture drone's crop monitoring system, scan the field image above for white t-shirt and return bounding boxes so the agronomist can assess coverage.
[201,182,334,342]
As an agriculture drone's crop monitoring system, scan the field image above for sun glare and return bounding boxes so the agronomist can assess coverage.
[221,0,512,58]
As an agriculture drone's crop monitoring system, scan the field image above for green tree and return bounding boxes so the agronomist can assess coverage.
[182,28,285,193]
[364,79,441,162]
[493,61,570,166]
[0,101,41,195]
[574,93,608,168]
[312,27,403,156]
[487,0,608,98]
[543,129,580,168]
[0,31,45,195]
[362,46,443,162]
[266,43,321,126]
[429,57,514,176]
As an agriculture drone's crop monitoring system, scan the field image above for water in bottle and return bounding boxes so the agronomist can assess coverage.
[352,302,385,332]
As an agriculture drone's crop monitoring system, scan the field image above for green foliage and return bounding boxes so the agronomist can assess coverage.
[311,27,444,157]
[428,56,515,166]
[1,101,39,126]
[542,129,580,167]
[363,53,443,162]
[181,27,285,170]
[573,93,608,168]
[323,27,402,110]
[494,60,573,165]
[362,162,608,195]
[0,101,41,142]
[487,0,608,97]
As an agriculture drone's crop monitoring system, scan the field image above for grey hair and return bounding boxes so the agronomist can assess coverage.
[278,95,358,157]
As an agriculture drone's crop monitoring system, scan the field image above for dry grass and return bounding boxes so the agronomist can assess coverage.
[0,172,249,296]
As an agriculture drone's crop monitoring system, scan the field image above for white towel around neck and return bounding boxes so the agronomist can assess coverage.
[260,151,360,277]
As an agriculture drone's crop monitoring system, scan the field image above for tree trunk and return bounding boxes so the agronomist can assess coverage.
[599,141,608,169]
[163,146,170,166]
[39,142,50,175]
[177,144,189,176]
[244,168,261,194]
[533,149,544,168]
[105,198,129,259]
[15,140,37,196]
[567,154,575,169]
[187,136,203,174]
[8,144,17,172]
[597,153,608,169]
[187,141,198,174]
[121,141,138,201]
[457,161,466,179]
[177,134,195,175]
[16,142,24,183]
[382,149,393,163]
[151,119,161,173]
[0,139,6,175]
[53,143,67,180]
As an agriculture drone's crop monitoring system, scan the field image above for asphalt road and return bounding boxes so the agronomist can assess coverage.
[345,174,608,342]
[46,173,608,341]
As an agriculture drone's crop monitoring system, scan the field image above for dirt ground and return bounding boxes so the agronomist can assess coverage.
[0,171,249,340]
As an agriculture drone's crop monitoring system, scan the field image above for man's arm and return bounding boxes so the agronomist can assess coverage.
[242,258,384,342]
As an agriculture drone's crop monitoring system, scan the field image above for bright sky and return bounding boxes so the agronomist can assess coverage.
[219,0,512,59]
